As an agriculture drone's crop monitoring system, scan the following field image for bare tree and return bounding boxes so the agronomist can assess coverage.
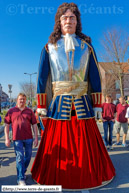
[100,28,129,96]
[20,82,36,101]
[102,73,116,97]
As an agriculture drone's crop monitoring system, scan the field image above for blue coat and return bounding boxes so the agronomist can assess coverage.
[37,37,102,120]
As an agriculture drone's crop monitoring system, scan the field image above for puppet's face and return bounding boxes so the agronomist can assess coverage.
[60,9,77,35]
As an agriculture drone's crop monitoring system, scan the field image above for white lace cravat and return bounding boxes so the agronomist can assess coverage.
[62,33,79,52]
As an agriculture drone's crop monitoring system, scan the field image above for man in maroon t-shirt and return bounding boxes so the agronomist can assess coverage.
[102,95,116,149]
[4,93,38,185]
[113,96,129,147]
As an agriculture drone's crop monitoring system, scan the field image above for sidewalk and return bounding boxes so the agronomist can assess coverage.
[0,122,129,193]
[0,125,4,135]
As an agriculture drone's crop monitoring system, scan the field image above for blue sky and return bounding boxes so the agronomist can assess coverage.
[0,0,129,98]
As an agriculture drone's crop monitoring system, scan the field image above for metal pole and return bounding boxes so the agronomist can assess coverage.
[9,89,11,105]
[30,74,32,107]
[8,84,12,108]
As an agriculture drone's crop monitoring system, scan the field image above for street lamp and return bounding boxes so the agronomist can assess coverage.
[0,84,2,113]
[24,72,37,107]
[8,84,12,108]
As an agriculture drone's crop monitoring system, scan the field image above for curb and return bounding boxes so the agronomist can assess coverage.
[0,125,4,135]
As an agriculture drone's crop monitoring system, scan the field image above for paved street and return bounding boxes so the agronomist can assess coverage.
[0,123,129,193]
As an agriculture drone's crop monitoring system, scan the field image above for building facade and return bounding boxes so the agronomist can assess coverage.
[99,59,129,102]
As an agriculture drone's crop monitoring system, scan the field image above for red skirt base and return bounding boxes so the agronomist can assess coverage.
[31,117,115,190]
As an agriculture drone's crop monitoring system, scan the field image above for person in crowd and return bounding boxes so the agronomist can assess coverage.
[102,94,116,149]
[27,100,31,108]
[125,106,129,124]
[126,96,129,104]
[31,3,115,190]
[113,96,129,147]
[0,115,1,124]
[4,93,38,185]
[35,110,41,135]
[116,98,120,106]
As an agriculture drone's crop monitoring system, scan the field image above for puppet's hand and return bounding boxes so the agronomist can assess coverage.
[37,108,47,116]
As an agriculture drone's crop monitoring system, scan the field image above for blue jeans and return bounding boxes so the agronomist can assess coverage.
[103,121,114,146]
[13,139,33,182]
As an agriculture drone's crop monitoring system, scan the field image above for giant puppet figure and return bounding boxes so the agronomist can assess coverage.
[31,3,115,190]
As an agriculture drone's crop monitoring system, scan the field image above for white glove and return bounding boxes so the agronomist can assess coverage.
[37,108,47,116]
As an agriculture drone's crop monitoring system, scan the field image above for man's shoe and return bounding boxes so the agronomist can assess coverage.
[18,180,26,186]
[113,141,121,146]
[122,143,128,147]
[109,146,113,150]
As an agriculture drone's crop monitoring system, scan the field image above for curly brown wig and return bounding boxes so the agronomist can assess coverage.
[49,3,91,44]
